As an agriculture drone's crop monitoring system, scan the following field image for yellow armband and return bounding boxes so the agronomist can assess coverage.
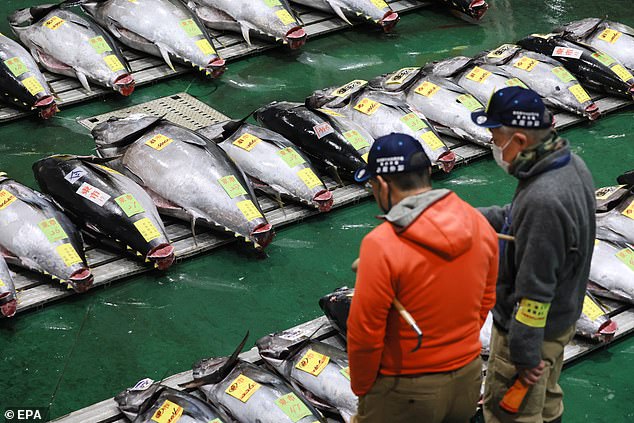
[515,298,550,328]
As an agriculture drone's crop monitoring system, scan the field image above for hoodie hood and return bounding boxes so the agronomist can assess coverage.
[384,189,474,259]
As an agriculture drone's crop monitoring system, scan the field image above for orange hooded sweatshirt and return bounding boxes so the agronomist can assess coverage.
[347,189,498,396]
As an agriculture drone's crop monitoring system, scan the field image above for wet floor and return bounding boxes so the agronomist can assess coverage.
[0,0,633,420]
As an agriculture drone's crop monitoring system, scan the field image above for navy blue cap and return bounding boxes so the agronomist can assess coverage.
[354,133,431,183]
[471,86,552,129]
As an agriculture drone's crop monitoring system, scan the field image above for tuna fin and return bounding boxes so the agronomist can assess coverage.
[239,23,252,46]
[190,215,198,247]
[76,72,92,92]
[328,2,353,25]
[157,44,175,72]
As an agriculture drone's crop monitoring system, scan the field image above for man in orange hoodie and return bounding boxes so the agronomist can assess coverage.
[348,133,498,423]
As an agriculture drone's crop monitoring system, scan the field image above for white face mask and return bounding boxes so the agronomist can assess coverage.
[491,137,513,173]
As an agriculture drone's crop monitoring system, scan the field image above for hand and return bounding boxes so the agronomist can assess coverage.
[351,258,360,273]
[517,360,545,386]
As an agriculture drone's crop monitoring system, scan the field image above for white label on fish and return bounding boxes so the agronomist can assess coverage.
[64,168,87,184]
[76,182,111,207]
[313,123,334,139]
[552,47,583,59]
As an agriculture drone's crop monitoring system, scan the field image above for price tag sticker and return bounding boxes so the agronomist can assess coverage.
[134,218,162,242]
[180,19,203,37]
[568,84,591,103]
[598,28,622,44]
[513,56,538,72]
[615,247,634,272]
[264,0,282,6]
[218,175,247,199]
[22,77,45,95]
[4,57,28,77]
[331,80,367,98]
[582,295,606,321]
[89,36,112,54]
[76,182,111,207]
[420,131,444,150]
[313,122,334,139]
[275,393,312,423]
[552,46,583,59]
[297,168,322,189]
[362,153,369,163]
[0,279,4,287]
[209,420,224,423]
[277,147,306,168]
[414,81,440,98]
[115,194,145,217]
[237,200,263,222]
[343,130,370,150]
[233,133,261,152]
[151,399,183,423]
[622,200,634,220]
[38,218,68,243]
[386,67,419,85]
[104,55,124,72]
[296,349,330,376]
[457,94,483,112]
[595,185,625,200]
[340,366,351,381]
[56,243,83,267]
[196,39,216,56]
[145,134,174,151]
[611,64,633,82]
[505,78,528,88]
[354,98,381,115]
[551,66,575,83]
[371,0,389,8]
[317,108,343,117]
[400,113,427,132]
[276,9,296,25]
[225,374,261,403]
[43,16,65,30]
[0,189,17,210]
[487,44,516,59]
[466,66,492,83]
[592,52,616,67]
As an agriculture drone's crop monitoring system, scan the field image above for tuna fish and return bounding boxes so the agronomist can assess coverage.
[369,67,492,146]
[589,239,634,303]
[254,101,368,183]
[187,0,307,49]
[306,80,456,172]
[575,292,618,343]
[33,155,175,270]
[257,331,358,422]
[289,0,399,32]
[0,175,93,292]
[80,0,226,78]
[0,33,57,119]
[9,4,135,95]
[0,256,17,318]
[556,18,634,72]
[434,0,488,23]
[595,189,634,246]
[181,333,326,423]
[318,286,353,337]
[199,121,333,211]
[517,34,634,99]
[478,44,600,120]
[92,115,275,249]
[116,378,232,422]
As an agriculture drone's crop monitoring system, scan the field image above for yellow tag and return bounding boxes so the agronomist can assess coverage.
[95,164,123,175]
[196,39,216,56]
[414,81,440,97]
[487,44,517,58]
[151,399,183,423]
[56,244,83,267]
[317,108,343,117]
[103,55,124,72]
[362,153,369,163]
[0,189,17,210]
[296,349,330,376]
[353,98,381,115]
[616,248,634,272]
[134,218,161,242]
[233,133,261,152]
[145,134,174,151]
[237,200,263,222]
[622,200,634,220]
[0,279,4,287]
[582,295,606,321]
[595,185,626,200]
[276,9,296,25]
[598,28,622,44]
[611,64,633,82]
[465,66,492,83]
[513,57,538,72]
[420,131,444,150]
[43,16,65,30]
[371,0,389,9]
[297,168,322,189]
[331,80,367,98]
[568,84,591,103]
[21,76,45,96]
[386,67,419,85]
[225,374,261,403]
[515,298,550,328]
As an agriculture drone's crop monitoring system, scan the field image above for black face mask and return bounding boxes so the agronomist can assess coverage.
[377,182,393,214]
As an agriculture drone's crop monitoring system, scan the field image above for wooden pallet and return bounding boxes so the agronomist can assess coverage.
[0,0,431,123]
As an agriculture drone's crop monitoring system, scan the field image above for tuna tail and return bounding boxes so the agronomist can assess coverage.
[179,331,250,389]
[617,170,634,186]
[92,114,164,150]
[328,2,353,25]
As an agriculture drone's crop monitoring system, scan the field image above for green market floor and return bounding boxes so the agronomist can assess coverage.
[0,0,633,421]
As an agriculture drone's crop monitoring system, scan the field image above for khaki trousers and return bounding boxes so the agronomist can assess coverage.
[351,357,482,423]
[483,324,575,423]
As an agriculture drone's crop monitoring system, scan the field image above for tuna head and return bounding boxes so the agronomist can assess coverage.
[318,287,353,337]
[115,378,161,421]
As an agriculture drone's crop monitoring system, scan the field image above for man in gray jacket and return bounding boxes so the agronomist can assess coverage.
[471,87,596,423]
